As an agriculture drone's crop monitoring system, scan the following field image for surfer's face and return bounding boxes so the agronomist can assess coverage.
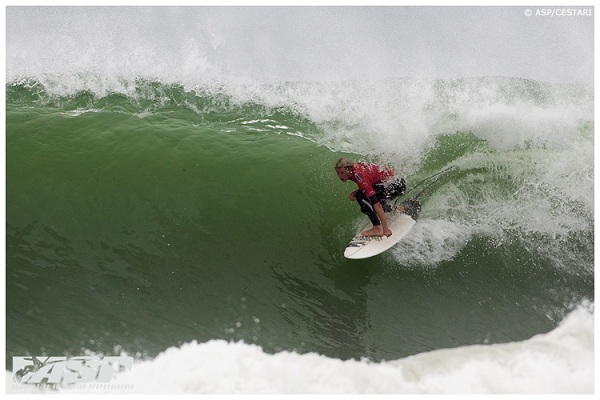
[336,168,352,182]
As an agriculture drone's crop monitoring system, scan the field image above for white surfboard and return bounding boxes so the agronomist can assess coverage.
[344,199,420,259]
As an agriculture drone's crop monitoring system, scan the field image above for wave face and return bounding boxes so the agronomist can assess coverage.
[5,6,594,393]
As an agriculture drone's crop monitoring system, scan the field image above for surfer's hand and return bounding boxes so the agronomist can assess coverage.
[348,191,357,201]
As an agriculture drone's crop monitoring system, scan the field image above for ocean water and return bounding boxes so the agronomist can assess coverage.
[5,6,594,394]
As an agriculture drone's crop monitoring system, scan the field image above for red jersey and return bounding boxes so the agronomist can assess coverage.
[350,162,395,198]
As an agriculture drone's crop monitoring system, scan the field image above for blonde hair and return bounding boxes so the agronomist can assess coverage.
[335,157,353,171]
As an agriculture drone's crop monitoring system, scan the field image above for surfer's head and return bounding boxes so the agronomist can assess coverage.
[335,158,354,182]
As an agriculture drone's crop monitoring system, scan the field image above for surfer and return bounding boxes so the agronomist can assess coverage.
[335,158,406,237]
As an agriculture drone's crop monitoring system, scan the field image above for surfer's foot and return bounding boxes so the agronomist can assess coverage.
[361,226,384,237]
[396,205,405,213]
[361,226,392,237]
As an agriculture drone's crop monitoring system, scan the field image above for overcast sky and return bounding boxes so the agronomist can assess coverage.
[6,6,594,84]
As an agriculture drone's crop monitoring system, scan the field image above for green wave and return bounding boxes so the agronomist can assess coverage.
[6,77,593,365]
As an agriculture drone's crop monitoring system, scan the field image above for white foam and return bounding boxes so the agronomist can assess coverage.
[463,101,584,151]
[389,218,484,266]
[388,120,593,267]
[7,303,591,394]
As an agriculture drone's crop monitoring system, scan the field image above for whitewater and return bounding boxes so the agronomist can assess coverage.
[6,301,593,394]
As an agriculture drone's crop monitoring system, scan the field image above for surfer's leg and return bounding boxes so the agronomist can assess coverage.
[355,190,381,226]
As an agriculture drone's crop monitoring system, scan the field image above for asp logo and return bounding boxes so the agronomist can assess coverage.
[13,356,133,385]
